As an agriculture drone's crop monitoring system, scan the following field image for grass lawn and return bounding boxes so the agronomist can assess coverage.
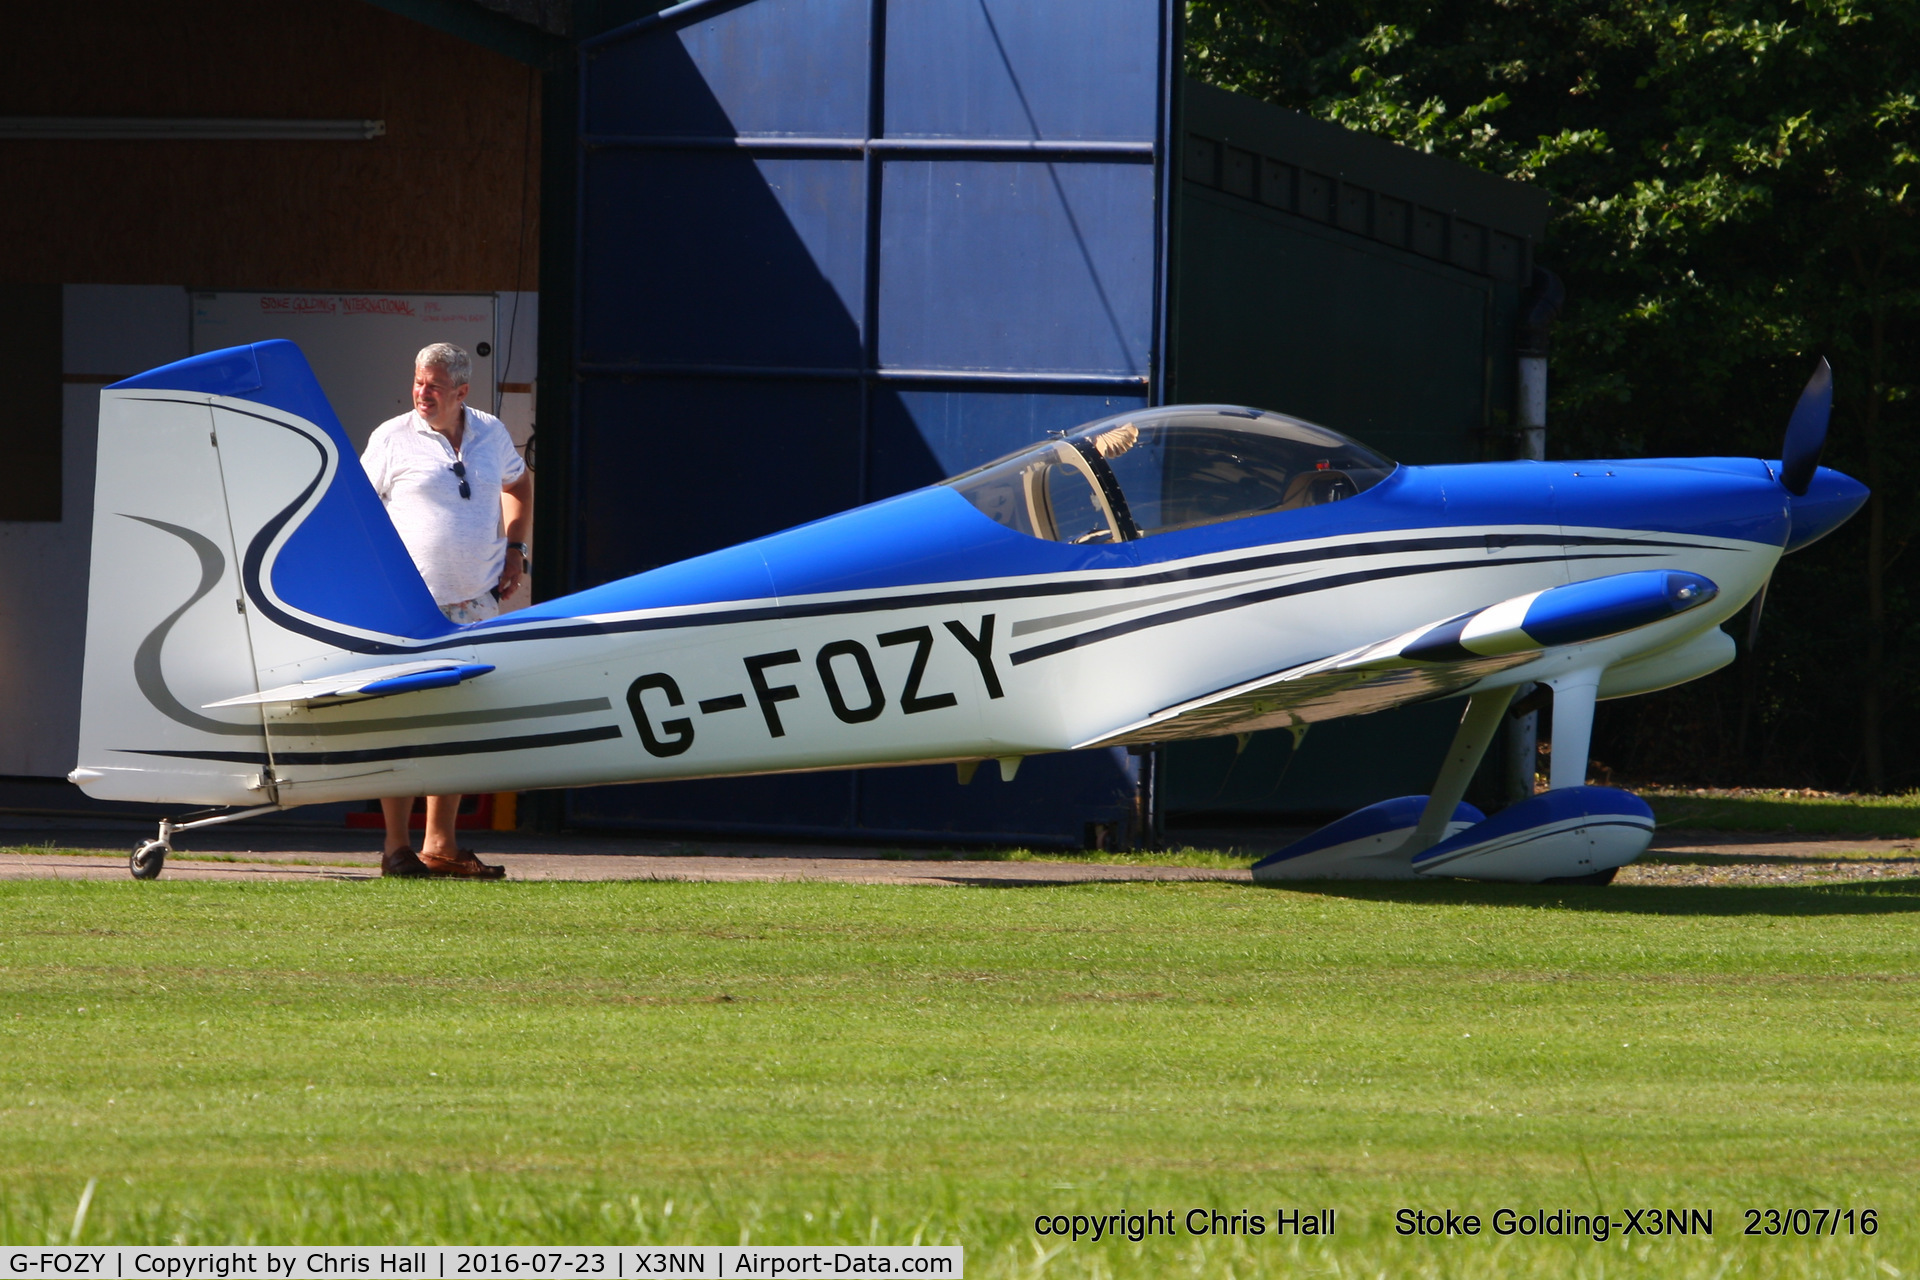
[881,845,1259,869]
[2,877,1917,1278]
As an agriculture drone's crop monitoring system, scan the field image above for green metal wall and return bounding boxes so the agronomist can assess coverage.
[1175,193,1510,463]
[1164,79,1547,820]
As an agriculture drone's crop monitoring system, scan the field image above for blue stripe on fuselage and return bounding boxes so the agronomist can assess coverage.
[507,457,1787,625]
[224,444,1782,659]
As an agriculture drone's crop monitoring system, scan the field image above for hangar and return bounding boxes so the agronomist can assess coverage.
[0,0,1545,848]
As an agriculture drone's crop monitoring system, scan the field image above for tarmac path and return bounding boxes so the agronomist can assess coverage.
[0,819,1912,887]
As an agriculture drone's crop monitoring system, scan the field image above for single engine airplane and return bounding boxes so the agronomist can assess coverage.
[68,341,1865,882]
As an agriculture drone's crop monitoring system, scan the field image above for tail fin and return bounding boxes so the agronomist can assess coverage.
[72,341,449,805]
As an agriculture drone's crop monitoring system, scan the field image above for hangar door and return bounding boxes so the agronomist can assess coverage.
[567,0,1174,844]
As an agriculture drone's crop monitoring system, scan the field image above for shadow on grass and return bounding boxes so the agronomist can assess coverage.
[930,874,1244,890]
[943,873,1920,915]
[1642,852,1920,867]
[1263,876,1920,917]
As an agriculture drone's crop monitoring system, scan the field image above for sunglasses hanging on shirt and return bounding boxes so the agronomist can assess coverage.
[449,460,471,499]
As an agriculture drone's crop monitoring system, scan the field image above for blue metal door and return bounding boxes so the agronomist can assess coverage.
[567,0,1174,844]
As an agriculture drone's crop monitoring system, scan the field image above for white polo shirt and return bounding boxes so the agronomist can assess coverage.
[362,406,526,606]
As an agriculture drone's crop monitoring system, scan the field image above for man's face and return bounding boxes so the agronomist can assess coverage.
[413,363,468,425]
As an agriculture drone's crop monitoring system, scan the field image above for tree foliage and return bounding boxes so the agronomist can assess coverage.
[1187,0,1919,788]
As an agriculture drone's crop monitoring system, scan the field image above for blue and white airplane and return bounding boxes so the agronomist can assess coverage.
[70,341,1865,882]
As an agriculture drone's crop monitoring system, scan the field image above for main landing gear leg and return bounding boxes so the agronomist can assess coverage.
[1544,668,1602,791]
[1399,687,1518,858]
[128,805,283,880]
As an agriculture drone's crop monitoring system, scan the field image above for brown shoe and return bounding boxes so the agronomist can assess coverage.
[418,847,507,879]
[381,846,433,878]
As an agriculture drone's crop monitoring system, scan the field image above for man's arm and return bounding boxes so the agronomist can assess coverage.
[498,470,534,598]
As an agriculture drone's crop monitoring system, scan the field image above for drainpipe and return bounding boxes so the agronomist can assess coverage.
[1507,267,1565,801]
[1514,266,1564,461]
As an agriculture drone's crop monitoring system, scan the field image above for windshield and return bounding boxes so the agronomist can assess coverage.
[945,406,1395,542]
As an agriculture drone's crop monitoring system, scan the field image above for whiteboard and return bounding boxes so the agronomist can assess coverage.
[191,292,496,452]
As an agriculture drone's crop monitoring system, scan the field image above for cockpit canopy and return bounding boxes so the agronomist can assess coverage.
[945,405,1396,544]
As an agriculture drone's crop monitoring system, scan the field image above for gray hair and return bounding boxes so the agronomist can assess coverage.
[415,343,471,387]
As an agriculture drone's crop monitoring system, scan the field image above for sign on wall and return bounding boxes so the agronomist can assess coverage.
[191,292,496,452]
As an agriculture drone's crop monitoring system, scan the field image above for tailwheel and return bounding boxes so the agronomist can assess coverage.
[130,840,168,880]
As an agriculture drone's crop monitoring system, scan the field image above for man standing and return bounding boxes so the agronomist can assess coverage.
[362,343,533,878]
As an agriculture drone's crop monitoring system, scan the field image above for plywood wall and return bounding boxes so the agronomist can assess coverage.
[0,0,541,292]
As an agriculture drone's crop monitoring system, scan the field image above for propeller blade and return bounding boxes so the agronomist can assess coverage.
[1779,358,1832,496]
[1745,577,1770,651]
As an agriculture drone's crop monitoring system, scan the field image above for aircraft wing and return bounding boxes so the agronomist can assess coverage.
[203,660,495,709]
[1076,569,1719,748]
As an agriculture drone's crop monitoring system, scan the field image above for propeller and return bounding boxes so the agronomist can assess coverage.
[1751,357,1833,648]
[1779,357,1832,496]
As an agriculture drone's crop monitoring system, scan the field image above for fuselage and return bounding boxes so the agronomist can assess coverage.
[247,454,1823,806]
[75,351,1868,815]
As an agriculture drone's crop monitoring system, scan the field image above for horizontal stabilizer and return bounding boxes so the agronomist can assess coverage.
[1078,569,1719,747]
[205,660,494,708]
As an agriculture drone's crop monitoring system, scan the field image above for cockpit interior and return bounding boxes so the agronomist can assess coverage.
[945,406,1397,544]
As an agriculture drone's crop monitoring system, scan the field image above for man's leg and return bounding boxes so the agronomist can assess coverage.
[379,797,433,878]
[380,796,415,854]
[420,795,463,857]
[417,795,506,879]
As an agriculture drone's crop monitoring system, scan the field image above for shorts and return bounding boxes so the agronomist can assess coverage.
[439,593,501,625]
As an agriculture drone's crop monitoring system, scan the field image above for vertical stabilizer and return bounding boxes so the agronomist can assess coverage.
[72,341,451,805]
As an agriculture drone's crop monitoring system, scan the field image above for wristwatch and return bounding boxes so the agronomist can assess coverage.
[508,542,531,562]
